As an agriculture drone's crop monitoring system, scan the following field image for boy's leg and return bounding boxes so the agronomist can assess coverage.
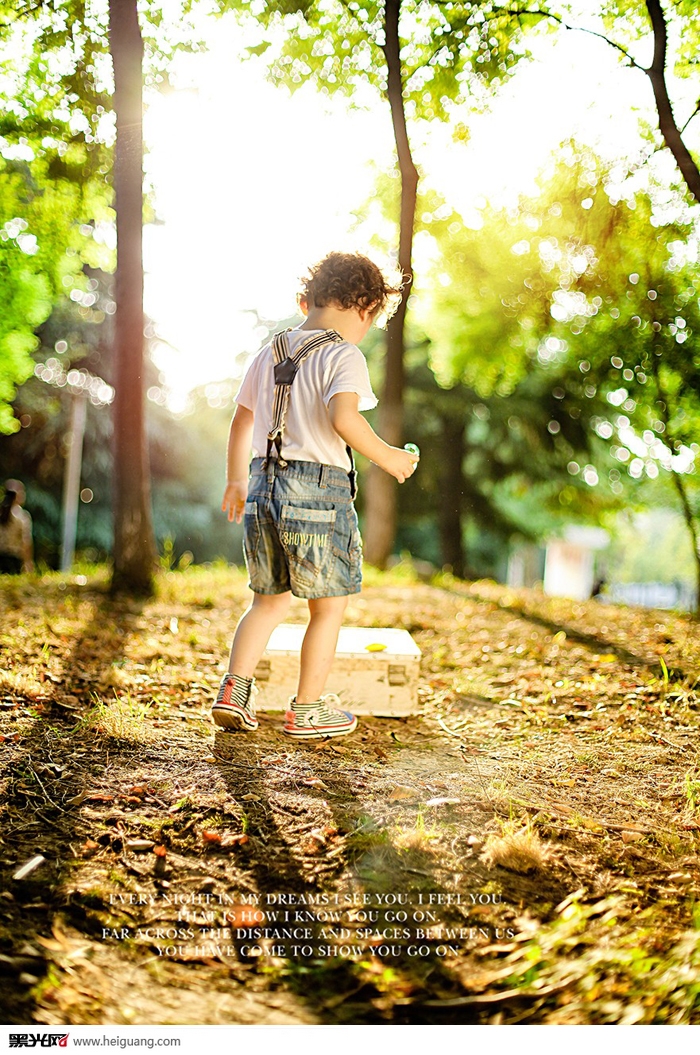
[284,595,357,739]
[296,595,348,703]
[213,591,291,731]
[228,591,291,678]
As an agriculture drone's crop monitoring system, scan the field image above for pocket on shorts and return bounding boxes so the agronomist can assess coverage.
[279,504,337,594]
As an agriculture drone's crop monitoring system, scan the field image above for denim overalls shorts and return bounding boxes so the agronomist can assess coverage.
[243,457,362,599]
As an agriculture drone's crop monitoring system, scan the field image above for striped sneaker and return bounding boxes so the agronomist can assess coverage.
[212,674,259,731]
[283,694,357,739]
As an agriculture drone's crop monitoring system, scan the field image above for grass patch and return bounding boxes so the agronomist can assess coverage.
[481,822,552,875]
[80,693,152,742]
[394,808,441,851]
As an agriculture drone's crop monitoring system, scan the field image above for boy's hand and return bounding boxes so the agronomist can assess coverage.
[382,446,419,483]
[222,480,248,523]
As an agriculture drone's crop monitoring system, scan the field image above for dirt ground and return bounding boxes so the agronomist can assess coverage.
[1,565,699,1025]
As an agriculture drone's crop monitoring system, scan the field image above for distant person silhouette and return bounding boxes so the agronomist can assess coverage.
[591,576,606,599]
[0,480,34,574]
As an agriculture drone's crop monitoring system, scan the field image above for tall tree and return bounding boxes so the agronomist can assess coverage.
[108,0,155,592]
[241,0,532,564]
[363,0,418,566]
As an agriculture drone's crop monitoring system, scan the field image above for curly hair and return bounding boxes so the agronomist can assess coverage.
[300,252,403,318]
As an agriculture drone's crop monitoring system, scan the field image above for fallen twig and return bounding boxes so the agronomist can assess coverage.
[436,716,465,738]
[518,799,658,837]
[422,978,574,1007]
[641,728,690,754]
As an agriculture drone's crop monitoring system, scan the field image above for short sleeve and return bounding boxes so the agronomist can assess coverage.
[234,347,266,410]
[324,343,378,412]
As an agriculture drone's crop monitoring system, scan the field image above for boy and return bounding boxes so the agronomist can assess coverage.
[214,252,418,739]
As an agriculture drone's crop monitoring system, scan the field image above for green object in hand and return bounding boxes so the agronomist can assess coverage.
[404,443,420,457]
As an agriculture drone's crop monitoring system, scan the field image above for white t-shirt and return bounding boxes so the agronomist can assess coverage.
[235,328,378,470]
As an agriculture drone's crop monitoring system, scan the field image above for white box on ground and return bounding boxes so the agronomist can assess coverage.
[254,624,422,716]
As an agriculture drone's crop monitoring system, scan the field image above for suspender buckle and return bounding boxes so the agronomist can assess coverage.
[273,358,299,385]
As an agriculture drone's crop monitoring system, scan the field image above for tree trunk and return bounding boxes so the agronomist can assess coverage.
[651,342,700,617]
[108,0,155,594]
[438,413,466,577]
[362,0,418,567]
[645,0,700,203]
[669,468,700,618]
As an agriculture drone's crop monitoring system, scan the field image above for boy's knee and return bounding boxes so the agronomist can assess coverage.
[273,592,292,617]
[253,591,291,616]
[308,595,349,617]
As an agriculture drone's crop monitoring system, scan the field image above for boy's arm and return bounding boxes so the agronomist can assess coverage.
[222,405,255,522]
[328,392,418,483]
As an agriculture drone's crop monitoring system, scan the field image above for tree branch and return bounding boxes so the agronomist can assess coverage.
[680,101,700,136]
[488,6,645,71]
